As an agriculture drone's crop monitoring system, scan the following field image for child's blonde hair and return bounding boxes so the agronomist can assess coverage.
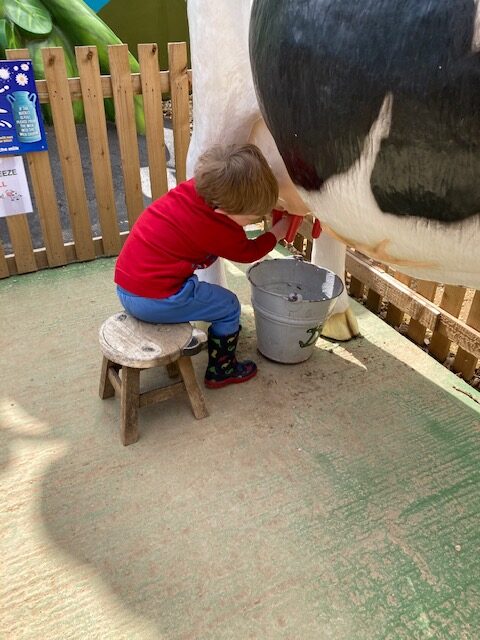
[194,143,278,218]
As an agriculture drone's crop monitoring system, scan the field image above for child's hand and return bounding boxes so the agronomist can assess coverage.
[271,214,291,241]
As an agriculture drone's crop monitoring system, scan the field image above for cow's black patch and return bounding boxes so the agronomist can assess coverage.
[250,0,480,222]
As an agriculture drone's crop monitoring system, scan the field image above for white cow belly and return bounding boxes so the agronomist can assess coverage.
[296,94,480,288]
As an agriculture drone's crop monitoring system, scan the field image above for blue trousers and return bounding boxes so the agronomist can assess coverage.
[116,276,241,336]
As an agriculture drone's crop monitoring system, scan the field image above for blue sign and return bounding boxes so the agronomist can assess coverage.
[0,60,48,155]
[85,0,110,12]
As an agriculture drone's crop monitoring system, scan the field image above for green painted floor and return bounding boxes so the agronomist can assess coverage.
[0,253,479,639]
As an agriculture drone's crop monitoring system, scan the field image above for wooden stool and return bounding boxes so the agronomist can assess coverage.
[99,312,208,446]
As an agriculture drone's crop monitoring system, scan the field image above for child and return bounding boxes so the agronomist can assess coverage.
[114,143,290,388]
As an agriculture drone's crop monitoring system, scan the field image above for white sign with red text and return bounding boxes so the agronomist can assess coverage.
[0,155,32,217]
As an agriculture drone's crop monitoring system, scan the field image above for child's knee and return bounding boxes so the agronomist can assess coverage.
[227,293,241,319]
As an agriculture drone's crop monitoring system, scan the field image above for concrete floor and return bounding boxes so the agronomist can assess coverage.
[1,249,479,639]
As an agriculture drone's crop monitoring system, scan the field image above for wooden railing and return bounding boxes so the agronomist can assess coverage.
[294,219,480,382]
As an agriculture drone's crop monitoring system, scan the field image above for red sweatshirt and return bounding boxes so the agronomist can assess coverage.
[114,179,277,298]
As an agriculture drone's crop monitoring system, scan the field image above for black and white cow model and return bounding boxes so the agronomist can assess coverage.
[186,0,480,340]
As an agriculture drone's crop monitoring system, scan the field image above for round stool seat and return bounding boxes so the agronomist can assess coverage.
[99,312,193,369]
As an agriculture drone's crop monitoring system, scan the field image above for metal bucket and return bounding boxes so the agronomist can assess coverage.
[247,257,344,363]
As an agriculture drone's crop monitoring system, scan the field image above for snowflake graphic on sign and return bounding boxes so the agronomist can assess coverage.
[15,73,28,87]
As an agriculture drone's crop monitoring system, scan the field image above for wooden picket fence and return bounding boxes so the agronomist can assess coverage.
[347,260,480,382]
[0,41,190,277]
[294,221,480,383]
[0,41,479,383]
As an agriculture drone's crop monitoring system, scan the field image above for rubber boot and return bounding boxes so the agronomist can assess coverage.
[204,328,257,389]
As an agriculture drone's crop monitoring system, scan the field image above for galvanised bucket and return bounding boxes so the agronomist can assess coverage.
[247,257,344,363]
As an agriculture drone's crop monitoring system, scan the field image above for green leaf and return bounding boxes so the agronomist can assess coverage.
[0,18,24,56]
[42,0,145,133]
[0,20,8,58]
[4,0,52,36]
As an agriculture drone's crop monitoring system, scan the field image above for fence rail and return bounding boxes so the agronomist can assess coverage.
[296,218,480,381]
[0,42,478,382]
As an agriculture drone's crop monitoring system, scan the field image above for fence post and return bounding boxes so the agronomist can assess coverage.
[365,289,383,314]
[385,271,412,327]
[429,285,466,362]
[3,48,66,272]
[42,46,95,262]
[0,243,8,278]
[108,44,144,228]
[3,50,38,274]
[76,45,121,256]
[138,43,169,200]
[168,42,190,184]
[10,45,68,270]
[452,291,480,380]
[349,276,365,299]
[407,280,437,346]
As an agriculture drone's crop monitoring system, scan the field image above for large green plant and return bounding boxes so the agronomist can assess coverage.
[0,0,145,133]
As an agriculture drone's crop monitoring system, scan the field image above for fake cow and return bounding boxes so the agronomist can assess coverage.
[186,0,480,340]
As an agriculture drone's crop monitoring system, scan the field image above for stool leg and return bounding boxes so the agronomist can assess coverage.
[166,361,180,378]
[99,356,115,399]
[177,356,209,419]
[121,367,140,446]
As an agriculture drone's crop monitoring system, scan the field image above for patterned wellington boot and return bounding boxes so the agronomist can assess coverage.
[204,328,257,389]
